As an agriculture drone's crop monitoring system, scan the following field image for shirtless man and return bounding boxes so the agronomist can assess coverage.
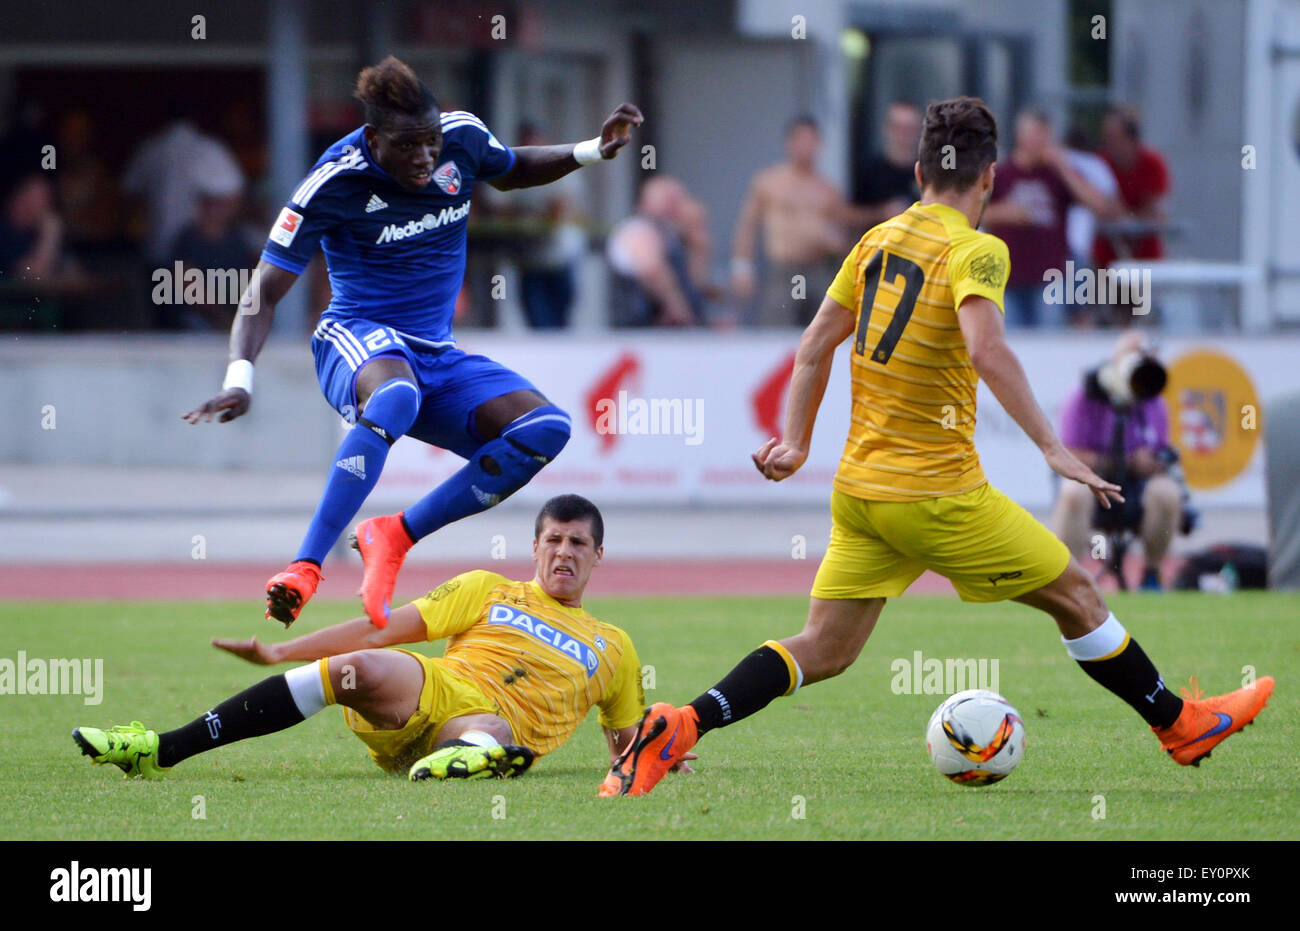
[731,115,870,327]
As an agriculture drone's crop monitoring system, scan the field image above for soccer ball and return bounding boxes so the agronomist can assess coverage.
[925,689,1025,786]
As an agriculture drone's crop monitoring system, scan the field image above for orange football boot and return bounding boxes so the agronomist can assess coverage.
[1154,675,1274,766]
[351,514,415,629]
[265,560,324,627]
[603,702,699,797]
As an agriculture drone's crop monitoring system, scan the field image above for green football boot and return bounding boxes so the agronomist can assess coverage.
[72,721,170,779]
[409,743,535,781]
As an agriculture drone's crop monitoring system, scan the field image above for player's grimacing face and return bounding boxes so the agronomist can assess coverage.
[366,108,442,192]
[533,518,602,604]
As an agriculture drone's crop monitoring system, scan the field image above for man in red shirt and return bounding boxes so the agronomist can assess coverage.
[1094,104,1170,267]
[984,108,1118,329]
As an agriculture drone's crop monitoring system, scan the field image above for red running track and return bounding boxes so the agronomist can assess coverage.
[0,557,1171,601]
[0,559,922,600]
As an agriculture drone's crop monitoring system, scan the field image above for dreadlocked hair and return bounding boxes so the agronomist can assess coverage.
[354,55,438,129]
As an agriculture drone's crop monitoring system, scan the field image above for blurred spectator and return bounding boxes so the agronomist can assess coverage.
[121,101,244,263]
[504,122,588,329]
[1063,126,1120,270]
[54,109,119,245]
[0,173,76,282]
[0,99,51,182]
[983,108,1119,329]
[219,100,269,187]
[732,115,868,327]
[677,192,717,309]
[1094,104,1170,268]
[606,176,705,327]
[853,101,922,226]
[166,171,257,330]
[1051,332,1181,590]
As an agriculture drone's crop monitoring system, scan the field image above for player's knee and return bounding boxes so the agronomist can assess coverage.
[471,406,572,506]
[328,651,385,700]
[358,378,421,439]
[482,716,514,744]
[500,404,571,464]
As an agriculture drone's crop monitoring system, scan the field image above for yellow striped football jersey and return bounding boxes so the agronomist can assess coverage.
[824,201,1010,501]
[411,570,644,756]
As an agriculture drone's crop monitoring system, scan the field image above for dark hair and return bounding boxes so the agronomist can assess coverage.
[535,494,604,547]
[1104,103,1141,141]
[1064,124,1094,151]
[917,96,999,194]
[354,56,438,130]
[786,113,820,137]
[1016,105,1052,128]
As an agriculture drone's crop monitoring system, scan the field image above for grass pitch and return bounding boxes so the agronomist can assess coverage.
[2,592,1295,841]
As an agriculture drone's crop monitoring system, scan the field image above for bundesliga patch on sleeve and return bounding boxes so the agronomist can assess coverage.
[269,207,304,247]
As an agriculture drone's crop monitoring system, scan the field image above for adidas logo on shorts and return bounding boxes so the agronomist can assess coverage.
[336,455,366,480]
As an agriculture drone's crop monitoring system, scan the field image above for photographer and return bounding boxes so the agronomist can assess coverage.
[1051,333,1193,591]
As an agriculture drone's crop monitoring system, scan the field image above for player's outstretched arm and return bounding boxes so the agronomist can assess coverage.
[182,260,298,424]
[489,103,643,191]
[752,295,856,481]
[212,602,427,665]
[957,295,1123,508]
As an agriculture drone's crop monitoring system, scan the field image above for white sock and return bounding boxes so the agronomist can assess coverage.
[459,729,502,748]
[1061,612,1130,662]
[284,662,329,718]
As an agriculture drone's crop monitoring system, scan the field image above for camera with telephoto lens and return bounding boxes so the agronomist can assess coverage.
[1095,348,1167,407]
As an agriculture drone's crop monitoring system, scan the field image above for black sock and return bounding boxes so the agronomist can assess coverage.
[1076,637,1183,728]
[157,674,306,767]
[689,644,793,735]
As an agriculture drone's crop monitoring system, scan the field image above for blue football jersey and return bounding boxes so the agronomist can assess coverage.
[260,110,516,343]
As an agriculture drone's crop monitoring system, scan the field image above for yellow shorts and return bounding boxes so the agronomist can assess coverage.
[811,482,1070,603]
[342,650,500,774]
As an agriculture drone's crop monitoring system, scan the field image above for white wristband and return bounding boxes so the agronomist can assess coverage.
[573,137,604,166]
[223,359,254,394]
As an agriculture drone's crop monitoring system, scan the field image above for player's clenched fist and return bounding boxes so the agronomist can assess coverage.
[751,437,808,482]
[183,388,251,424]
[597,103,644,160]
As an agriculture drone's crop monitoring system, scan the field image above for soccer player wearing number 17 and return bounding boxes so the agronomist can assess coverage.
[604,97,1273,797]
[183,56,643,629]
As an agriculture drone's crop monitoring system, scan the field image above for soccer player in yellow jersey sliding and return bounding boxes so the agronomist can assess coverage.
[603,97,1273,797]
[73,495,695,782]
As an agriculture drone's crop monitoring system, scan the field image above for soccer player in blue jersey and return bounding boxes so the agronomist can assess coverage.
[184,56,643,628]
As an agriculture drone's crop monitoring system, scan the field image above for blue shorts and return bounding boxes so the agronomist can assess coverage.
[311,316,540,459]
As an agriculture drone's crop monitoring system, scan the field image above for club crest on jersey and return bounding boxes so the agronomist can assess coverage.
[487,603,599,677]
[433,161,462,194]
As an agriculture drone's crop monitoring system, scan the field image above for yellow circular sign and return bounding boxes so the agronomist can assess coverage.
[1162,349,1260,490]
